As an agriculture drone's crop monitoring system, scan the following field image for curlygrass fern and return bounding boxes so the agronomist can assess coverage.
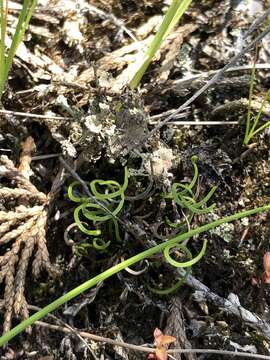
[130,0,192,89]
[0,0,37,102]
[148,155,216,294]
[68,167,129,250]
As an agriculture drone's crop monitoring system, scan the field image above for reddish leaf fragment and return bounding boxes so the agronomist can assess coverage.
[263,252,270,280]
[251,252,270,286]
[153,328,176,347]
[155,347,168,360]
[151,328,176,360]
[159,335,177,346]
[154,328,163,345]
[251,277,260,286]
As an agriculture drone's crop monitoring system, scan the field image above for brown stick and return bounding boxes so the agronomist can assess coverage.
[18,136,35,180]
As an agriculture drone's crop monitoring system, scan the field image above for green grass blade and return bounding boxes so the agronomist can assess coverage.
[4,0,37,79]
[251,119,270,137]
[0,0,37,101]
[0,0,7,66]
[247,88,270,141]
[164,0,192,38]
[130,0,192,89]
[0,0,7,100]
[244,56,257,145]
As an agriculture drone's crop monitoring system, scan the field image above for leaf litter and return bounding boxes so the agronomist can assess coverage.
[0,0,270,359]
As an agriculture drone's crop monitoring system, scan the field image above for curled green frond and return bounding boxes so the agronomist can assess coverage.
[75,243,92,257]
[171,156,216,215]
[165,216,183,229]
[164,240,207,268]
[92,238,111,251]
[189,155,199,189]
[67,181,88,203]
[147,271,190,295]
[74,204,102,236]
[147,247,192,295]
[82,199,124,222]
[90,167,129,199]
[149,155,215,295]
[67,167,129,250]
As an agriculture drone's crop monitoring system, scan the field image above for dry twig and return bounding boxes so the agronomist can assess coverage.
[177,268,270,341]
[18,317,270,359]
[0,300,268,360]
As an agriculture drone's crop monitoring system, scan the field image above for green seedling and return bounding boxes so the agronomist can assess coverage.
[149,155,216,295]
[244,55,270,145]
[68,157,212,294]
[130,0,192,89]
[68,167,129,250]
[0,0,37,101]
[75,242,92,257]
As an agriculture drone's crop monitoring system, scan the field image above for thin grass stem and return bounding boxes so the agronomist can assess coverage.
[0,0,7,99]
[247,88,270,141]
[244,46,270,144]
[244,53,257,144]
[251,119,270,137]
[130,0,192,89]
[0,0,37,101]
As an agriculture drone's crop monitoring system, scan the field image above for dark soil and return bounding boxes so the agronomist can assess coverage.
[0,1,270,359]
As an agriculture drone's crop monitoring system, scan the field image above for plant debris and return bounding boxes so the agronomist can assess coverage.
[0,0,270,358]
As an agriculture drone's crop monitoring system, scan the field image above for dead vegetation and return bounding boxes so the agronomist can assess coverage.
[0,137,55,332]
[0,0,270,359]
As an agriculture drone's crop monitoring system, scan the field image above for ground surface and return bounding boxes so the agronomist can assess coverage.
[0,0,270,359]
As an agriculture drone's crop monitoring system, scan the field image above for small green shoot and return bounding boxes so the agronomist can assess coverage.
[0,0,37,101]
[130,0,192,89]
[244,52,270,145]
[68,167,129,250]
[148,155,216,295]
